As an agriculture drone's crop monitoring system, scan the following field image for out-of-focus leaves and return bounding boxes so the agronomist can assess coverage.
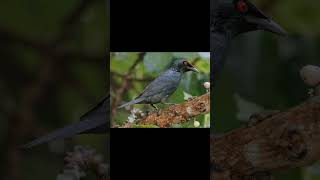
[111,53,139,72]
[196,59,210,74]
[143,52,173,73]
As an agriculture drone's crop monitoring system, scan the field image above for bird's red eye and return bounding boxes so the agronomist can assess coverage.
[236,0,248,13]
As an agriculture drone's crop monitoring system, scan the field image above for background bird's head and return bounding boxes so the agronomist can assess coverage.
[212,0,286,37]
[170,58,199,73]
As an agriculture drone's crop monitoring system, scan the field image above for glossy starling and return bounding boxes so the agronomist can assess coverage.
[118,58,199,109]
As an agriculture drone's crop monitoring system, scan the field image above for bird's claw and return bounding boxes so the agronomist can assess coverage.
[186,97,196,101]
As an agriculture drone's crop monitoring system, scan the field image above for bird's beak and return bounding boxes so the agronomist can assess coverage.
[188,66,199,73]
[245,16,287,36]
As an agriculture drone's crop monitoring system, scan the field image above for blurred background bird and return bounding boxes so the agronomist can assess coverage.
[211,0,286,85]
[118,58,199,109]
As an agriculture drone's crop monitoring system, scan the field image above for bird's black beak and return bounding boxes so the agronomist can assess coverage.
[188,66,199,73]
[245,1,287,36]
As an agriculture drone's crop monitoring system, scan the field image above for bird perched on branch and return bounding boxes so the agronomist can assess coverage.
[22,96,109,149]
[211,0,287,84]
[118,58,199,109]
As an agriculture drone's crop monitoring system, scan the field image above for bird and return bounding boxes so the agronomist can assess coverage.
[118,58,199,109]
[21,96,109,149]
[211,0,287,85]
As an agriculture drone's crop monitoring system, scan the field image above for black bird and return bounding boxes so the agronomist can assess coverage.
[22,96,109,149]
[211,0,287,84]
[118,58,199,109]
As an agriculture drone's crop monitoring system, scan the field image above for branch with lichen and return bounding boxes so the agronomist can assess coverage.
[119,92,210,128]
[57,146,109,180]
[211,65,320,180]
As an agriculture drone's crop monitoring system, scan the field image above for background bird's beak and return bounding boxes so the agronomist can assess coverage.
[245,16,287,36]
[245,1,287,36]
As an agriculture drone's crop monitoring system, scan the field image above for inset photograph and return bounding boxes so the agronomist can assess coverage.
[111,52,210,128]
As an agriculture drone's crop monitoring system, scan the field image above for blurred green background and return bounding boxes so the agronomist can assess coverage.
[111,52,210,128]
[213,0,320,179]
[0,0,108,179]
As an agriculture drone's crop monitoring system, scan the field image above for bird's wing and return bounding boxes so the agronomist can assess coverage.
[137,70,181,98]
[21,96,109,149]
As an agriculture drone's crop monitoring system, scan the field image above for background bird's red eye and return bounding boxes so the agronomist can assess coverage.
[237,0,248,13]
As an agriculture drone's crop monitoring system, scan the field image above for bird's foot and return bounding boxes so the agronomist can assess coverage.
[150,104,158,110]
[186,96,196,101]
[146,105,160,115]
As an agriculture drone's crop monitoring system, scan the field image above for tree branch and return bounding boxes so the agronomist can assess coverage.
[211,95,320,180]
[120,93,210,128]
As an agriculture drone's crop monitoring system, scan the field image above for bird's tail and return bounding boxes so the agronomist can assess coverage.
[20,117,106,149]
[21,97,110,149]
[118,98,144,109]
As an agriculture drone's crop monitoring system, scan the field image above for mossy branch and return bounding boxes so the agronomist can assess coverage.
[119,93,210,128]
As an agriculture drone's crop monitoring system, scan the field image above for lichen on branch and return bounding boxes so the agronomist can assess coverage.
[137,93,210,127]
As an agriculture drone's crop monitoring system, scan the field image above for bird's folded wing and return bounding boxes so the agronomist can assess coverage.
[137,71,180,98]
